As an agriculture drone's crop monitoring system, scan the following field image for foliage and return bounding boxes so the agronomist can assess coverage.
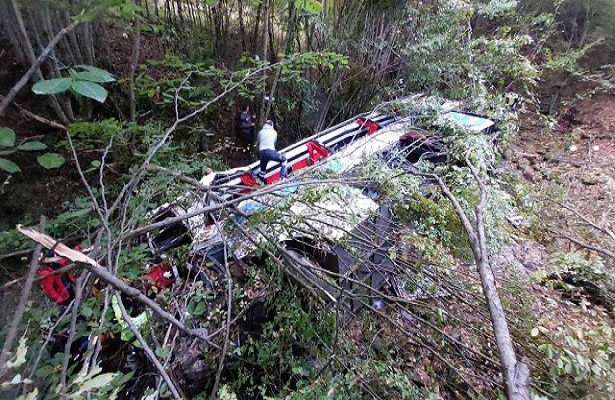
[32,65,115,103]
[276,359,424,399]
[0,331,126,400]
[133,51,347,143]
[392,0,540,100]
[530,299,615,397]
[0,128,65,173]
[232,258,335,398]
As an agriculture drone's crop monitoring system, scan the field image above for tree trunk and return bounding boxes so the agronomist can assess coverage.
[176,0,185,28]
[45,8,78,121]
[434,168,530,400]
[27,9,44,52]
[263,0,296,121]
[258,0,270,125]
[82,22,95,65]
[3,0,68,123]
[44,7,76,66]
[129,29,141,122]
[62,8,84,65]
[238,0,246,51]
[251,0,263,55]
[0,1,27,63]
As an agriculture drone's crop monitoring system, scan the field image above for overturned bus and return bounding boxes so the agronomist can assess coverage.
[147,95,500,307]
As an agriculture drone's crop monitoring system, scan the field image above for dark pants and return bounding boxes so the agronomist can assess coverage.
[258,149,287,177]
[242,127,255,146]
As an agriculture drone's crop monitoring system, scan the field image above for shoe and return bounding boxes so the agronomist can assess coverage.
[256,171,266,182]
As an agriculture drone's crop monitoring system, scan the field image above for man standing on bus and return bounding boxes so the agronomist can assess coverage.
[256,119,288,181]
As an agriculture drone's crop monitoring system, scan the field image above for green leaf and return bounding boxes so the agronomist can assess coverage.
[0,127,16,147]
[37,153,66,169]
[0,158,21,173]
[73,70,115,83]
[298,0,322,15]
[17,141,47,151]
[32,78,72,95]
[70,80,108,103]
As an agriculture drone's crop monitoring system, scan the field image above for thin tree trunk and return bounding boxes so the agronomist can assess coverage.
[45,7,76,66]
[129,29,141,122]
[176,0,185,28]
[195,0,204,29]
[0,2,27,63]
[39,9,67,68]
[82,22,95,65]
[263,0,296,121]
[165,0,171,23]
[258,0,270,125]
[188,0,197,27]
[251,0,263,55]
[213,3,223,56]
[42,9,70,91]
[27,9,44,53]
[0,217,45,381]
[238,0,247,51]
[578,2,591,47]
[2,0,68,123]
[433,165,530,400]
[62,8,84,65]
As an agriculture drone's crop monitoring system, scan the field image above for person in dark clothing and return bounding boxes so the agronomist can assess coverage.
[240,105,256,147]
[256,120,288,181]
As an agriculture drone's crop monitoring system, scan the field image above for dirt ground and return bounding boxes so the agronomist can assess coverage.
[510,93,615,261]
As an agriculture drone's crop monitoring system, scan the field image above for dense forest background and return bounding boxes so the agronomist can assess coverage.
[1,0,615,399]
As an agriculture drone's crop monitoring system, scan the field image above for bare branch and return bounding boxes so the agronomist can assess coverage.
[417,159,530,400]
[554,232,615,259]
[209,219,232,400]
[548,197,615,242]
[0,95,67,131]
[60,272,89,395]
[115,292,183,399]
[0,216,45,380]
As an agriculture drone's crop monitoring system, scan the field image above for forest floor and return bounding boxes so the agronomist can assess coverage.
[503,93,615,392]
[511,92,615,266]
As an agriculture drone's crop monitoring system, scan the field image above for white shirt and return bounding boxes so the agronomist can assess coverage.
[257,124,277,151]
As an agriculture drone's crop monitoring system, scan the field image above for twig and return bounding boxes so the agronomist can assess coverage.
[548,197,615,242]
[209,219,232,400]
[0,216,45,380]
[60,272,89,395]
[0,95,67,131]
[3,261,77,289]
[27,301,74,380]
[0,247,34,262]
[115,292,183,399]
[554,232,615,259]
